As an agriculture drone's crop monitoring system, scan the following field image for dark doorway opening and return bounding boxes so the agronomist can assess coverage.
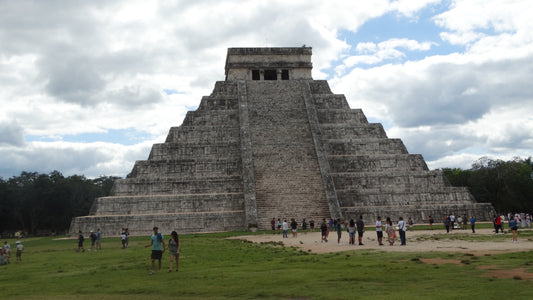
[264,69,277,80]
[281,69,289,80]
[252,70,260,80]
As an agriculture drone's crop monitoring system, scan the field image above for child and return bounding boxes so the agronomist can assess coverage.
[16,241,24,262]
[77,231,85,252]
[166,231,180,272]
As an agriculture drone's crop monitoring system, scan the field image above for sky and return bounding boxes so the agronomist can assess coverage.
[1,0,533,179]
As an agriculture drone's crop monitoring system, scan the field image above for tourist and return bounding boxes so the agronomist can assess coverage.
[277,218,281,234]
[166,231,180,272]
[335,218,342,245]
[302,218,308,233]
[385,217,395,246]
[4,241,11,264]
[0,247,6,265]
[96,228,102,250]
[407,217,414,230]
[470,216,476,233]
[125,228,130,248]
[376,216,384,246]
[444,215,450,233]
[500,213,506,231]
[397,217,407,245]
[290,218,298,238]
[520,212,526,228]
[356,215,365,245]
[77,231,85,252]
[271,218,276,234]
[509,214,519,243]
[282,219,288,238]
[494,215,502,234]
[144,226,166,275]
[457,215,462,230]
[526,214,531,228]
[347,219,356,245]
[428,216,434,230]
[309,219,315,231]
[89,230,97,251]
[463,214,468,230]
[15,241,23,262]
[320,219,328,243]
[121,230,127,249]
[449,214,455,230]
[329,219,334,232]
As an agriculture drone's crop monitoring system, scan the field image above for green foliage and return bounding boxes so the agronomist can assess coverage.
[442,157,533,213]
[0,171,120,235]
[2,233,533,299]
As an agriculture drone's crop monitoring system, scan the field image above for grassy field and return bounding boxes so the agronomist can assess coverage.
[1,228,533,299]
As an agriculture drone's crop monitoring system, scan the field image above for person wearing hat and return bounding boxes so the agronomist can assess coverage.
[16,241,24,262]
[144,226,166,275]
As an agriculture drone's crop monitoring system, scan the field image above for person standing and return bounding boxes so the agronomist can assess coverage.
[509,214,519,243]
[96,229,102,250]
[271,218,276,234]
[77,231,85,252]
[290,218,298,238]
[89,231,97,251]
[494,215,502,234]
[302,218,308,233]
[277,218,281,234]
[335,218,342,245]
[449,214,455,230]
[320,219,328,243]
[356,215,365,245]
[121,231,127,249]
[444,215,450,233]
[282,219,289,238]
[398,217,407,245]
[3,241,10,264]
[385,217,395,246]
[470,216,476,233]
[0,247,6,265]
[166,231,180,272]
[407,217,414,230]
[376,216,384,246]
[15,241,23,262]
[347,219,356,245]
[309,219,315,232]
[144,226,166,275]
[428,216,434,230]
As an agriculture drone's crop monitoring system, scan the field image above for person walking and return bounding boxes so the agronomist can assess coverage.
[335,218,342,245]
[166,231,180,272]
[376,216,384,246]
[144,226,166,275]
[320,219,328,243]
[385,217,395,246]
[398,217,407,245]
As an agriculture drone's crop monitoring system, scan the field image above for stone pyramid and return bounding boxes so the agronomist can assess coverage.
[70,47,495,236]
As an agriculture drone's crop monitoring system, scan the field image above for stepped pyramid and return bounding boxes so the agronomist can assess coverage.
[70,47,495,236]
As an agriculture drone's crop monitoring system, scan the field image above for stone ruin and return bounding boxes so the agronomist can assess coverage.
[70,47,495,236]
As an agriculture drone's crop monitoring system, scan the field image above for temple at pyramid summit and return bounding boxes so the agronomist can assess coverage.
[70,47,495,236]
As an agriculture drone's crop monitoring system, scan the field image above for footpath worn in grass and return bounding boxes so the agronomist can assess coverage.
[1,231,533,299]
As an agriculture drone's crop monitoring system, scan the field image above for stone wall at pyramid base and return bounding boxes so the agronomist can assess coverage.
[69,211,245,237]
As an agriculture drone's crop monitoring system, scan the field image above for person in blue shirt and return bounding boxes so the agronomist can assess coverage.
[470,216,476,233]
[145,226,166,274]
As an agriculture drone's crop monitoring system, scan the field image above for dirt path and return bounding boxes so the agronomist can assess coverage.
[230,228,533,255]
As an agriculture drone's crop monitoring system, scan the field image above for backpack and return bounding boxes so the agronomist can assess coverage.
[320,222,327,231]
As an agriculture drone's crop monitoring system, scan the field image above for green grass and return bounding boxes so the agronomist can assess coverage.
[1,231,533,299]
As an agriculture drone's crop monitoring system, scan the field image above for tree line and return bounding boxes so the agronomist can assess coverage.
[442,157,533,214]
[0,171,119,236]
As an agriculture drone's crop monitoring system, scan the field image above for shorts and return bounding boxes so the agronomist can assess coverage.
[170,251,180,257]
[349,232,355,238]
[291,229,297,233]
[357,231,364,237]
[511,226,518,231]
[271,226,275,230]
[151,250,163,260]
[321,231,327,237]
[78,241,84,247]
[376,231,383,238]
[16,250,22,258]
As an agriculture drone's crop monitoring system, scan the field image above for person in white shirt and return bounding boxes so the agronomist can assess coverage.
[282,220,289,238]
[375,216,384,246]
[397,217,407,245]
